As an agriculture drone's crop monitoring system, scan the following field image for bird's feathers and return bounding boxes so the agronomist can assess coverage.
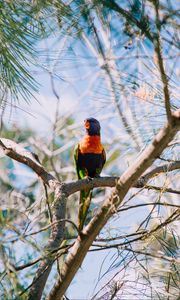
[78,189,92,230]
[74,118,106,230]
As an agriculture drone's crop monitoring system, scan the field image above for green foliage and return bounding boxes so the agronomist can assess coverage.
[144,227,180,298]
[0,0,39,101]
[0,0,74,103]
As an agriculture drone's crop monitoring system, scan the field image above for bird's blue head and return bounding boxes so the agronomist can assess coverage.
[84,118,101,136]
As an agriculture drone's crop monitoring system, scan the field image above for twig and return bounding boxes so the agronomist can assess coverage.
[96,231,147,243]
[0,139,56,187]
[117,202,180,214]
[123,247,180,264]
[144,184,180,194]
[64,160,180,195]
[91,210,180,254]
[153,0,172,122]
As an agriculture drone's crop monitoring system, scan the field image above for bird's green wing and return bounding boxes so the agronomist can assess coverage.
[74,144,87,180]
[78,189,92,230]
[74,144,81,179]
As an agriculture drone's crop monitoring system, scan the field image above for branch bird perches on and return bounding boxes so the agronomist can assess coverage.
[0,110,179,300]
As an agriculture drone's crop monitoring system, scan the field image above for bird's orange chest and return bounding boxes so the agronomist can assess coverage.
[79,135,103,154]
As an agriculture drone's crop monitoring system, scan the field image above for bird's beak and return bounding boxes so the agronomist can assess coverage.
[84,120,90,129]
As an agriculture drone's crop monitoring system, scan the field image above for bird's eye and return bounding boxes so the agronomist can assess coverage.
[84,120,90,129]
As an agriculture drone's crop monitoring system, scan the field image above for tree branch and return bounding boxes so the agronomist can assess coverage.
[153,0,172,122]
[27,188,67,300]
[123,247,180,264]
[100,0,173,123]
[0,138,56,187]
[0,139,68,299]
[117,202,180,214]
[143,184,180,194]
[64,160,180,195]
[100,0,154,42]
[1,139,179,197]
[0,111,179,299]
[47,111,180,299]
[92,209,180,251]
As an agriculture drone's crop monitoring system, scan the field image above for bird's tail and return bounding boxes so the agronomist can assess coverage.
[78,189,93,230]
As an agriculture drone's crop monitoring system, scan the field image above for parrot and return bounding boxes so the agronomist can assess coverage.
[74,118,106,230]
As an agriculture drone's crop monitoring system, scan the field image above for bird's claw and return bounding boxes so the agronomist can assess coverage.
[86,176,93,181]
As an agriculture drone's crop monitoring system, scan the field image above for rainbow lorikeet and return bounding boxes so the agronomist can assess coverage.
[74,118,106,230]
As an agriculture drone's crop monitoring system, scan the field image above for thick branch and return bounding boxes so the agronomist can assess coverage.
[0,138,57,188]
[64,161,180,195]
[1,139,179,197]
[27,189,66,300]
[47,111,180,299]
[0,139,66,299]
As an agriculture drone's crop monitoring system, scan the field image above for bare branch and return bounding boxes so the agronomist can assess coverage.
[117,202,180,214]
[0,138,56,187]
[92,209,180,252]
[143,185,180,195]
[6,219,79,244]
[64,160,180,195]
[100,0,172,122]
[27,189,66,300]
[123,247,180,264]
[153,0,172,122]
[96,230,147,241]
[138,159,180,186]
[1,139,179,197]
[142,208,180,240]
[0,141,66,299]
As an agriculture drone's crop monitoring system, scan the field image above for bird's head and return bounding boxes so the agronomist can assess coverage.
[84,118,101,136]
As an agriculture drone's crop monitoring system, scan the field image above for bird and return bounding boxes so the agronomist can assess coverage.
[74,118,106,230]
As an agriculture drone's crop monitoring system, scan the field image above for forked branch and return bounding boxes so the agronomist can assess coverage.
[47,111,180,299]
[0,111,179,300]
